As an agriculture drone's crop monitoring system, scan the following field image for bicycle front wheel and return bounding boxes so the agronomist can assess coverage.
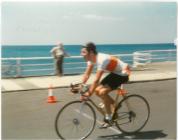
[55,101,96,140]
[115,94,150,134]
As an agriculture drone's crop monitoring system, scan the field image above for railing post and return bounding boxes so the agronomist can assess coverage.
[133,52,140,67]
[133,52,151,67]
[16,58,21,77]
[145,52,151,64]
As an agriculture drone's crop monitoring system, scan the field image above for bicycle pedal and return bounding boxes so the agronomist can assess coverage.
[98,123,112,129]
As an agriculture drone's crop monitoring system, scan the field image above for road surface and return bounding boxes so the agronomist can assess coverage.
[2,79,176,139]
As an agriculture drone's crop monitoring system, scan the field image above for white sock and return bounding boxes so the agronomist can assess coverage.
[105,114,112,120]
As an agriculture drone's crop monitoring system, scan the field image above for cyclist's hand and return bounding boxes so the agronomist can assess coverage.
[80,92,90,101]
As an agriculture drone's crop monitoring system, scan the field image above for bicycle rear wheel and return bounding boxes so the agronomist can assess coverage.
[114,94,150,134]
[55,101,96,140]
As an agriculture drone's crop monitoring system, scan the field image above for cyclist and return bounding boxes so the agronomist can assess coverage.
[80,42,130,128]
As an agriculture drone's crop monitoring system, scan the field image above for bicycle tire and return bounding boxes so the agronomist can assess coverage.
[55,100,96,140]
[114,94,150,134]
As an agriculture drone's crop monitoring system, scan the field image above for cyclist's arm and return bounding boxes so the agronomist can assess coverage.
[88,70,104,96]
[82,64,94,84]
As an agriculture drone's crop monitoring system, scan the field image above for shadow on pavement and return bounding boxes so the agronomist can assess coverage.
[98,130,167,139]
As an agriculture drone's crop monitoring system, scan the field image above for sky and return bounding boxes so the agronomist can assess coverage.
[1,1,177,45]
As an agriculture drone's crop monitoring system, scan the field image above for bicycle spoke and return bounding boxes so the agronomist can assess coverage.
[59,121,72,129]
[118,112,130,120]
[55,101,96,140]
[118,111,138,125]
[115,95,150,134]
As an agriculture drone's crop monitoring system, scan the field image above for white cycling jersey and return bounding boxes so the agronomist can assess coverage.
[87,53,130,76]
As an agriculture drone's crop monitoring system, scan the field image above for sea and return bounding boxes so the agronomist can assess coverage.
[2,43,176,58]
[1,43,176,77]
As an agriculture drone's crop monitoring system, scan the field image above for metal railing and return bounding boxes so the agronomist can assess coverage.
[133,49,176,67]
[1,49,176,78]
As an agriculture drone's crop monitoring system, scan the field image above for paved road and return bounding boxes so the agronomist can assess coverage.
[2,79,176,139]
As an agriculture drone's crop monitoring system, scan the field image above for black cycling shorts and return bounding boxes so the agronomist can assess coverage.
[100,73,129,90]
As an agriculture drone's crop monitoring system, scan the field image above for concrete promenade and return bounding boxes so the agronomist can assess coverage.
[1,62,176,92]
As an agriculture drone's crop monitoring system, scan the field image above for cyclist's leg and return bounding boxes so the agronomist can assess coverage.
[96,86,113,115]
[95,85,115,115]
[97,73,120,115]
[95,85,104,95]
[98,73,129,116]
[96,86,115,128]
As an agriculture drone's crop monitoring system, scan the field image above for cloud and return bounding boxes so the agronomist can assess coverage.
[84,14,124,21]
[62,13,124,21]
[84,14,103,20]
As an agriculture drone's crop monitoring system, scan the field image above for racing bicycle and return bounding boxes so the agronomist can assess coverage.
[55,82,150,140]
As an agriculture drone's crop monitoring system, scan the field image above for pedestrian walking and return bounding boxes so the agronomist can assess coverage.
[50,42,69,76]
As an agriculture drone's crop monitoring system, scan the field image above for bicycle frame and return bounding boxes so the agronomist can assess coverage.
[84,84,129,117]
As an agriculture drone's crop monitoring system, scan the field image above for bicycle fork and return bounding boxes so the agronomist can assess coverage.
[73,102,88,126]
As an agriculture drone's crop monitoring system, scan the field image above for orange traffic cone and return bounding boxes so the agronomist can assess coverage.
[47,84,57,103]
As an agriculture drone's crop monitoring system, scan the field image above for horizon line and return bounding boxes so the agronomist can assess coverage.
[1,42,175,46]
